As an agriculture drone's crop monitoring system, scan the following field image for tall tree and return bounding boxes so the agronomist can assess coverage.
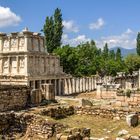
[43,8,63,53]
[109,50,115,60]
[102,43,109,59]
[136,32,140,56]
[53,8,63,49]
[43,16,54,53]
[116,48,122,61]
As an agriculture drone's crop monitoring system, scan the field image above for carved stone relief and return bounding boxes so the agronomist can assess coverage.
[3,58,8,73]
[41,57,45,73]
[3,39,9,51]
[11,57,17,73]
[33,38,39,51]
[40,39,44,52]
[11,38,17,51]
[19,38,25,50]
[0,58,2,73]
[19,57,24,73]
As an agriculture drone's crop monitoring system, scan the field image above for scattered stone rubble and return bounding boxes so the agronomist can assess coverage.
[24,118,66,139]
[56,127,90,140]
[40,106,75,119]
[0,111,34,139]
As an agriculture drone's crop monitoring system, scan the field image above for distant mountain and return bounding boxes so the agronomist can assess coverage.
[110,47,136,57]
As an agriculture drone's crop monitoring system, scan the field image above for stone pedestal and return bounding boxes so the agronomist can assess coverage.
[96,82,102,99]
[41,83,55,100]
[30,89,42,104]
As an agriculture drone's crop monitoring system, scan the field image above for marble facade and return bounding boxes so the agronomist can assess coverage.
[0,28,66,95]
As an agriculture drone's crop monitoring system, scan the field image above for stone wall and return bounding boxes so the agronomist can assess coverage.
[75,106,140,120]
[0,85,30,112]
[96,90,116,99]
[115,93,140,107]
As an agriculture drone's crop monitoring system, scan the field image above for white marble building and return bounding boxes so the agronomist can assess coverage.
[0,28,67,95]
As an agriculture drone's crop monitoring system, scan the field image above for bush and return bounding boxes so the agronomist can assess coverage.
[125,89,131,98]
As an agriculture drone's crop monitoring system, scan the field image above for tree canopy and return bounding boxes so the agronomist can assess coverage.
[43,8,140,77]
[43,8,63,53]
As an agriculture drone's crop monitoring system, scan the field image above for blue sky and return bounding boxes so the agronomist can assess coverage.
[0,0,140,48]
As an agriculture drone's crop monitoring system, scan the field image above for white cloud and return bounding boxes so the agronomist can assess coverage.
[0,6,21,28]
[62,34,91,46]
[62,28,136,49]
[63,20,79,33]
[89,18,105,30]
[96,28,136,49]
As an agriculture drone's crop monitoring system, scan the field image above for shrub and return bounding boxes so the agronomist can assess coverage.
[125,89,131,98]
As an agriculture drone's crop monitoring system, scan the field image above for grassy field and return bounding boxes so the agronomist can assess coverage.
[54,114,140,139]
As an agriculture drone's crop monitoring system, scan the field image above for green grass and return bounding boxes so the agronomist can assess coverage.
[54,114,140,139]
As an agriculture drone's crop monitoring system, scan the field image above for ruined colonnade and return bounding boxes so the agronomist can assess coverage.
[62,76,96,95]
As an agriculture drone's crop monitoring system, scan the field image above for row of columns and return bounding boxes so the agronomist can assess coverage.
[63,77,96,95]
[30,78,63,96]
[30,77,97,96]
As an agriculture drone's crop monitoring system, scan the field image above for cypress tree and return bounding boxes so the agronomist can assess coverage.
[53,8,63,49]
[136,32,140,56]
[43,8,63,53]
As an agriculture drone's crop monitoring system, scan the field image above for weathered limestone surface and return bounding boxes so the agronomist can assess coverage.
[41,83,55,100]
[30,89,42,104]
[63,76,96,95]
[0,28,66,89]
[0,85,30,112]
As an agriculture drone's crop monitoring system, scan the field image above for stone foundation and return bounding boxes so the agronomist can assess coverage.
[75,106,140,120]
[0,85,30,112]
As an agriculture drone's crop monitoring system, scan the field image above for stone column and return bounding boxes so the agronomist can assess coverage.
[77,78,80,93]
[82,77,85,92]
[54,79,57,95]
[75,78,77,93]
[24,55,28,76]
[139,69,140,89]
[23,30,33,51]
[88,77,90,92]
[94,77,97,89]
[17,37,19,51]
[9,37,11,51]
[0,37,2,51]
[68,78,72,94]
[24,36,28,51]
[8,56,10,73]
[64,79,68,95]
[91,77,93,91]
[71,78,74,94]
[16,56,19,74]
[88,77,91,91]
[39,80,42,88]
[33,81,35,89]
[92,77,94,90]
[85,78,87,92]
[80,78,83,92]
[96,83,102,99]
[0,33,6,51]
[41,84,55,100]
[58,79,61,96]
